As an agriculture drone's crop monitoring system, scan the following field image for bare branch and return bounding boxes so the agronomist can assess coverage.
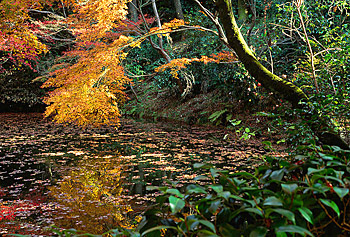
[193,0,229,47]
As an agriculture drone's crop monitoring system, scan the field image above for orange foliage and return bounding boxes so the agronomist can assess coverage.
[42,0,135,127]
[149,19,185,37]
[155,51,237,79]
[42,37,132,127]
[67,0,131,41]
[43,0,187,127]
[0,0,50,71]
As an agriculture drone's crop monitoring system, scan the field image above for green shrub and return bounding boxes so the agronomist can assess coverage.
[114,144,350,236]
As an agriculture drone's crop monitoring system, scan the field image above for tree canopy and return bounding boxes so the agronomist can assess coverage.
[0,0,349,146]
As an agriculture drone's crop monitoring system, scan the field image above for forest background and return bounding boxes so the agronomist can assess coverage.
[0,0,350,236]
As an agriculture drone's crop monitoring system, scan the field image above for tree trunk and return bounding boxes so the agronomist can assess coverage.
[128,0,138,22]
[173,0,185,20]
[237,0,248,22]
[151,0,184,94]
[215,0,349,149]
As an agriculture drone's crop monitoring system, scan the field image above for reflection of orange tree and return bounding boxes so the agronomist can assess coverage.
[49,156,136,234]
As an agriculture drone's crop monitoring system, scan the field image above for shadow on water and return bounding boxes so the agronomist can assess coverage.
[0,113,281,235]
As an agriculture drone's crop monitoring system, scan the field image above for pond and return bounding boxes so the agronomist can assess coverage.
[0,113,284,235]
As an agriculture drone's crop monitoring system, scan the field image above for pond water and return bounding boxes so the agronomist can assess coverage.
[0,113,284,235]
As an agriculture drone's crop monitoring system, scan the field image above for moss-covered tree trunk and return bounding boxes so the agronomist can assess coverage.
[215,0,349,149]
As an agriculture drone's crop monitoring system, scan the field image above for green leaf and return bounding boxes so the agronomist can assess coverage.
[210,168,220,178]
[307,167,324,175]
[218,191,231,200]
[229,119,242,126]
[320,199,340,217]
[262,141,272,149]
[219,223,240,236]
[270,169,284,181]
[194,163,213,169]
[249,226,268,237]
[243,207,264,217]
[146,186,159,191]
[141,225,178,236]
[186,184,207,194]
[209,185,223,193]
[166,189,184,198]
[270,208,295,224]
[276,232,287,237]
[197,229,219,237]
[324,176,344,185]
[276,225,313,236]
[232,172,258,181]
[169,196,185,214]
[209,109,227,122]
[298,207,314,224]
[263,196,283,206]
[318,152,334,161]
[333,187,349,199]
[194,175,210,181]
[208,200,221,214]
[229,194,246,202]
[281,183,298,195]
[197,220,217,233]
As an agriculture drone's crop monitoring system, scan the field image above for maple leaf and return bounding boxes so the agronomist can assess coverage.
[155,51,237,79]
[0,0,53,71]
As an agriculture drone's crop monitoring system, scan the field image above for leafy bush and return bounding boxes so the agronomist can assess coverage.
[44,144,350,236]
[123,144,350,236]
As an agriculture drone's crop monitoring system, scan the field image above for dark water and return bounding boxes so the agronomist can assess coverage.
[0,113,280,235]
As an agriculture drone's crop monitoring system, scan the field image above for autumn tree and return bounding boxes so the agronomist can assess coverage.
[40,0,348,148]
[42,0,189,126]
[0,0,49,73]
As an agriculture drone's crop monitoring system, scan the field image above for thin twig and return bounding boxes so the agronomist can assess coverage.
[295,1,319,93]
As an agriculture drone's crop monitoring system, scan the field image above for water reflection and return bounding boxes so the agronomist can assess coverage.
[0,114,280,235]
[49,155,135,234]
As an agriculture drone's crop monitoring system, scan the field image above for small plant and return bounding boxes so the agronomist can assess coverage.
[208,109,228,125]
[124,144,350,236]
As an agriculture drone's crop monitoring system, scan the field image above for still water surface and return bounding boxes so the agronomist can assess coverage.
[0,113,275,235]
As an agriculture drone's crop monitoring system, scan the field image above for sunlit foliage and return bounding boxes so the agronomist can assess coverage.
[0,0,49,72]
[43,1,187,127]
[155,51,237,79]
